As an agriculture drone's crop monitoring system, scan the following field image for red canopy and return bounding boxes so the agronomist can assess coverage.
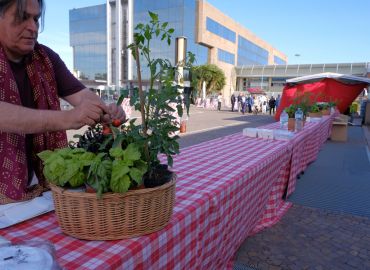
[275,77,368,121]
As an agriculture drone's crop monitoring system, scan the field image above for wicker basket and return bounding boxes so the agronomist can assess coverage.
[50,175,176,240]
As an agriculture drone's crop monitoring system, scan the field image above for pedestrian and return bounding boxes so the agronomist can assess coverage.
[237,93,242,112]
[269,96,276,115]
[231,93,236,112]
[0,0,126,204]
[217,92,222,111]
[276,94,281,109]
[241,94,246,114]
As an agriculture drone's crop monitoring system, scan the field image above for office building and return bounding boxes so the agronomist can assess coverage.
[69,0,287,99]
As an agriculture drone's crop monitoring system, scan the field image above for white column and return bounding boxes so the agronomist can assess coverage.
[202,81,206,100]
[127,0,133,81]
[115,0,122,88]
[107,0,112,85]
[175,36,187,92]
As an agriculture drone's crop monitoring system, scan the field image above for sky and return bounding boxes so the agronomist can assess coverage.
[38,0,370,71]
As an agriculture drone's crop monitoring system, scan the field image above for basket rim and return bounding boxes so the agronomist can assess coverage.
[50,174,176,199]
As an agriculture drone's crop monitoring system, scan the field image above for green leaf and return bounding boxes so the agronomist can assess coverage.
[129,168,144,185]
[161,22,168,28]
[69,171,85,187]
[123,143,141,162]
[110,174,130,193]
[134,160,148,173]
[112,134,125,149]
[136,23,144,30]
[64,161,79,181]
[167,155,174,167]
[37,150,53,162]
[148,11,158,22]
[109,147,124,159]
[167,28,174,34]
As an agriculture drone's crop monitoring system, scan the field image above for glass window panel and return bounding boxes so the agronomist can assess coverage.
[206,17,235,43]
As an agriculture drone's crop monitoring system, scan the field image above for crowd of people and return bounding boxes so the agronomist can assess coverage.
[230,93,281,115]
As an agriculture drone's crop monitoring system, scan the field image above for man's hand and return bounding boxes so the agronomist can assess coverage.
[69,97,108,128]
[101,103,126,125]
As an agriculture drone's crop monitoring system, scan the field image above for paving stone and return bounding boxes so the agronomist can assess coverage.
[234,205,370,270]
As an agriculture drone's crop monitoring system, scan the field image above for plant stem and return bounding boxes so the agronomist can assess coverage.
[134,45,151,166]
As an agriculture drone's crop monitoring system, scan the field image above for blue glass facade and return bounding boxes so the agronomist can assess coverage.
[218,49,235,65]
[237,35,268,66]
[133,0,208,80]
[274,55,286,65]
[206,17,236,43]
[69,5,107,80]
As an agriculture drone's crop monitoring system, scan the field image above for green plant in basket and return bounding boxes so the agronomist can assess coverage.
[126,11,196,187]
[38,122,148,197]
[38,12,195,196]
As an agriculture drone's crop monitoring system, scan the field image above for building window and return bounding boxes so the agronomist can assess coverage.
[218,48,235,65]
[69,4,107,80]
[206,17,236,43]
[237,35,268,66]
[274,56,286,65]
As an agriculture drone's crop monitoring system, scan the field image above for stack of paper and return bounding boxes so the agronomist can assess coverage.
[0,192,54,229]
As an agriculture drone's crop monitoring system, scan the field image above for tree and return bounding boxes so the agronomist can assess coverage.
[192,64,226,97]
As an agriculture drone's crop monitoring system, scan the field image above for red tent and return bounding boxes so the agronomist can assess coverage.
[275,73,370,121]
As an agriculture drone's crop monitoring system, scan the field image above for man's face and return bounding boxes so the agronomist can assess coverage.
[0,0,40,62]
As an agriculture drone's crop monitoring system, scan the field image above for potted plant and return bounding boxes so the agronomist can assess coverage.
[285,104,297,131]
[36,12,194,240]
[127,11,195,188]
[318,102,330,115]
[309,103,322,118]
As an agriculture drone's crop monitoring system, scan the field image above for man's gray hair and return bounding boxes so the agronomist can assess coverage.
[0,0,45,30]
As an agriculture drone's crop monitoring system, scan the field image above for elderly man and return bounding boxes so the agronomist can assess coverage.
[0,0,125,203]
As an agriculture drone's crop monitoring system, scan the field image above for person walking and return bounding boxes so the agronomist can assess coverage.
[237,93,242,112]
[217,92,222,111]
[230,93,236,112]
[276,94,281,109]
[269,96,276,115]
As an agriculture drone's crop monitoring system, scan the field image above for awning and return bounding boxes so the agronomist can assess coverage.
[274,73,370,121]
[286,72,370,85]
[247,88,265,95]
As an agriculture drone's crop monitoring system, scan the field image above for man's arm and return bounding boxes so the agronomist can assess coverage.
[0,101,78,134]
[0,88,108,134]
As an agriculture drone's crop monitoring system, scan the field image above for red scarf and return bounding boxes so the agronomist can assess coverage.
[0,43,67,204]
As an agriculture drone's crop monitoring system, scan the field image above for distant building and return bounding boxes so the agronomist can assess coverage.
[235,62,370,96]
[69,0,287,100]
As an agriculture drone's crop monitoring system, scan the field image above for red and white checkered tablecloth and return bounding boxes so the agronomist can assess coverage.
[0,117,334,269]
[261,114,335,197]
[0,134,292,270]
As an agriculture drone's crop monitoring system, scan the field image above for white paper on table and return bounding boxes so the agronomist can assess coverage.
[0,192,54,229]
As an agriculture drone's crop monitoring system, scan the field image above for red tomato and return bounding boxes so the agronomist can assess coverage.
[112,119,121,127]
[102,124,112,135]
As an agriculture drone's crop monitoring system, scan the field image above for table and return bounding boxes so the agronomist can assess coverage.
[261,115,335,197]
[0,116,334,269]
